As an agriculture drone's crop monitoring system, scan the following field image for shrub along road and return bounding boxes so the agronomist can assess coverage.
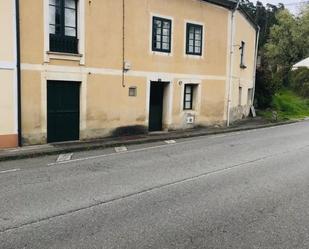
[0,121,308,249]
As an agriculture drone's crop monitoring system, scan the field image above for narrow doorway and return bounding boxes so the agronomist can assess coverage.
[149,82,166,131]
[47,81,80,143]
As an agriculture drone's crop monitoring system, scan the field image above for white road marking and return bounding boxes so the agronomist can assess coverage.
[48,143,178,166]
[56,153,73,162]
[114,146,128,153]
[47,122,304,166]
[165,140,176,144]
[0,169,21,174]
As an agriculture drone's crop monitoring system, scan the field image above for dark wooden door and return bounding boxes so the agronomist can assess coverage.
[47,81,80,143]
[149,82,164,131]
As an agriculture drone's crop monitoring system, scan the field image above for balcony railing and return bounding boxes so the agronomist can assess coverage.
[50,34,78,54]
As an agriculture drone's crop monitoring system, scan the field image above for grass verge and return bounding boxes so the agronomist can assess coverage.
[258,90,309,121]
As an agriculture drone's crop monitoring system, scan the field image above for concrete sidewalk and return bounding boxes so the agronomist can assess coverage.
[0,118,298,162]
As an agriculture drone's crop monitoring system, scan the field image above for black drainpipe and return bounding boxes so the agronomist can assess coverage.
[15,0,22,147]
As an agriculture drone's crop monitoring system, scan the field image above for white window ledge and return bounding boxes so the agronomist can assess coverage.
[185,54,204,59]
[151,51,173,57]
[182,110,198,115]
[46,51,83,62]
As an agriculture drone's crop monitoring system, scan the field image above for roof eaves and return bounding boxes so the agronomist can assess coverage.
[202,0,259,30]
[238,5,259,31]
[202,0,236,9]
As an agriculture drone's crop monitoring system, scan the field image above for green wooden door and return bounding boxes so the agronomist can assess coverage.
[47,81,80,143]
[149,82,164,131]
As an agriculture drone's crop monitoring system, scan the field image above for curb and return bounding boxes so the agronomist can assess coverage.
[0,120,299,162]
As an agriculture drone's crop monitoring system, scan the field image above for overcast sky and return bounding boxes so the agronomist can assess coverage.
[256,0,306,14]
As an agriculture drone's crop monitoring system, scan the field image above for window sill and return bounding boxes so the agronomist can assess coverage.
[183,109,197,114]
[185,54,203,59]
[47,51,83,62]
[151,51,172,57]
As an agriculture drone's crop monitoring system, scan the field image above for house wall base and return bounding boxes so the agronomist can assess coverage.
[229,105,251,123]
[0,134,18,148]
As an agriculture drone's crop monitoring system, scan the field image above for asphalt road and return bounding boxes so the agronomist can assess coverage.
[0,121,308,249]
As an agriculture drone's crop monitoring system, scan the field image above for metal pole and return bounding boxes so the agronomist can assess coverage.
[226,0,241,127]
[251,26,260,107]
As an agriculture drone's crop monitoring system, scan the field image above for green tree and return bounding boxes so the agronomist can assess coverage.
[265,10,300,85]
[240,1,284,48]
[240,1,309,108]
[297,4,309,60]
[265,5,309,86]
[289,68,309,98]
[240,1,285,107]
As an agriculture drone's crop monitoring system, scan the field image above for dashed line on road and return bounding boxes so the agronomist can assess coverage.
[47,121,305,167]
[0,168,21,174]
[47,132,244,167]
[47,142,180,166]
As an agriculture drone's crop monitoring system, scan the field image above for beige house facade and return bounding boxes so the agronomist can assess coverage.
[1,0,258,147]
[0,0,18,148]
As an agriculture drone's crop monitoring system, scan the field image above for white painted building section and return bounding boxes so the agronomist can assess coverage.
[0,0,18,148]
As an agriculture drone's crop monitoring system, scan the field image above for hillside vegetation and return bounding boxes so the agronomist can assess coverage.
[259,90,309,121]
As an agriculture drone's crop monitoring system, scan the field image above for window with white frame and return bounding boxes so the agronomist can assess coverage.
[183,84,197,110]
[152,16,172,53]
[186,23,203,56]
[49,0,78,54]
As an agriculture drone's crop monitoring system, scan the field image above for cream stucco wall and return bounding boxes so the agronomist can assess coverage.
[20,0,44,64]
[18,0,257,145]
[125,0,229,76]
[229,11,257,121]
[21,70,43,144]
[85,75,148,139]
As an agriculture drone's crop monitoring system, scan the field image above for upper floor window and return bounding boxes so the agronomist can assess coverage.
[186,23,203,56]
[240,41,246,69]
[49,0,78,54]
[152,17,172,53]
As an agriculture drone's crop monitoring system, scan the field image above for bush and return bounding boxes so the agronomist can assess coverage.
[289,67,309,98]
[271,90,309,119]
[255,68,279,108]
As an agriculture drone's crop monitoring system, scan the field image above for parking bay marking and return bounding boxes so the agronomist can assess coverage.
[48,125,295,166]
[114,146,128,153]
[57,153,73,162]
[165,140,176,144]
